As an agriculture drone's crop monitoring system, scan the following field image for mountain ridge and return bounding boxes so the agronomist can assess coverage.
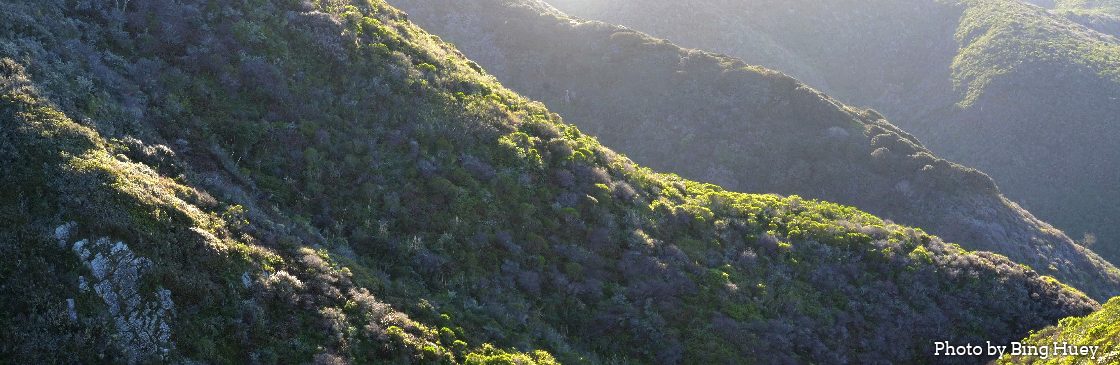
[0,0,1107,363]
[543,0,1120,265]
[388,0,1120,300]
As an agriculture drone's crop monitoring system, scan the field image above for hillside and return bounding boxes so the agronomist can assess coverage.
[1040,1,1120,54]
[999,297,1120,364]
[388,0,1120,300]
[1058,0,1120,11]
[0,0,1104,363]
[543,0,1120,265]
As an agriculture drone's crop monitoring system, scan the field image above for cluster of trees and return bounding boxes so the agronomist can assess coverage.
[389,0,1120,301]
[0,0,1107,364]
[541,0,1120,266]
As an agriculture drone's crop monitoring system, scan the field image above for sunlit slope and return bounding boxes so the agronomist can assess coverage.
[544,0,1120,267]
[999,296,1120,364]
[0,0,1104,363]
[0,60,556,363]
[390,0,1120,301]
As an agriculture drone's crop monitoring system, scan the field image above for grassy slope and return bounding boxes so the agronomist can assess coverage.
[999,297,1120,364]
[0,0,1104,363]
[389,0,1120,301]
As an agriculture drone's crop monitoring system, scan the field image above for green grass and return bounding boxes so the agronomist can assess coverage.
[1000,297,1120,364]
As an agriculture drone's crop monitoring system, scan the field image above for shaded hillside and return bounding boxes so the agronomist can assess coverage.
[0,0,1104,363]
[999,296,1120,364]
[543,0,1120,265]
[388,0,1120,300]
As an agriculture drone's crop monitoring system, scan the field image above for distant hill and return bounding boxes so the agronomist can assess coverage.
[543,0,1120,266]
[0,0,1103,363]
[1040,1,1120,48]
[389,0,1120,300]
[1053,0,1120,13]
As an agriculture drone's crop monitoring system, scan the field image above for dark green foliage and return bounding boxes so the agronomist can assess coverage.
[0,0,1105,364]
[390,0,1120,301]
[542,0,1120,270]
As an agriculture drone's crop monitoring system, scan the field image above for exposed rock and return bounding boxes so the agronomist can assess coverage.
[54,221,76,248]
[63,224,176,364]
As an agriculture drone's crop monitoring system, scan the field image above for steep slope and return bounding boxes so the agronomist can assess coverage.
[0,60,545,363]
[998,297,1120,364]
[0,0,1102,363]
[543,0,1120,265]
[388,0,1120,300]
